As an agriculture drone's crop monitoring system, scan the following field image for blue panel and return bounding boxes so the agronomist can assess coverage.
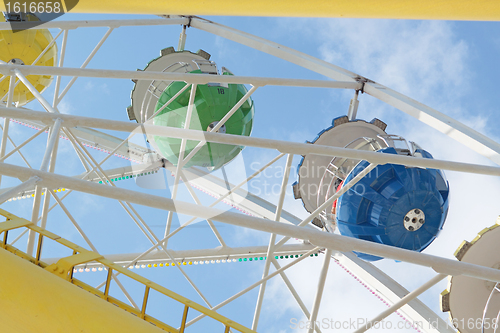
[336,147,450,261]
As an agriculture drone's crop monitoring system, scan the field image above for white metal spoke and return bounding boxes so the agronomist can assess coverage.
[0,17,497,333]
[2,107,498,177]
[177,24,187,51]
[10,190,73,246]
[179,171,227,247]
[189,18,357,82]
[53,29,68,108]
[120,202,157,244]
[64,243,317,268]
[347,90,360,120]
[181,85,258,163]
[39,119,62,172]
[190,17,500,166]
[0,75,15,186]
[274,163,377,249]
[336,251,452,333]
[0,176,41,205]
[186,246,322,327]
[56,28,114,105]
[158,247,214,308]
[31,29,63,66]
[119,152,287,272]
[27,120,61,255]
[271,258,323,333]
[171,152,286,237]
[61,129,160,244]
[92,243,318,292]
[0,64,362,90]
[27,185,43,255]
[60,129,162,246]
[163,83,197,245]
[307,249,332,333]
[0,125,50,163]
[70,146,159,245]
[353,274,448,333]
[122,205,216,308]
[0,18,190,31]
[146,82,192,123]
[363,82,500,166]
[13,69,55,114]
[39,129,59,230]
[252,153,293,330]
[3,161,499,284]
[95,134,134,167]
[0,122,33,168]
[0,79,18,103]
[50,190,140,310]
[65,134,215,308]
[36,132,61,266]
[5,74,15,105]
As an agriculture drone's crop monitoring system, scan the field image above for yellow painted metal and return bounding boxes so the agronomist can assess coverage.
[179,305,189,333]
[0,217,32,233]
[0,248,167,333]
[440,289,450,312]
[44,250,104,280]
[0,0,498,21]
[0,15,57,106]
[0,210,256,333]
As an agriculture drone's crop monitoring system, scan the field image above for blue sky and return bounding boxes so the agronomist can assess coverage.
[2,13,500,332]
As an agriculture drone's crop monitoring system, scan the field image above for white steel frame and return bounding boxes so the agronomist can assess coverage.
[0,16,497,333]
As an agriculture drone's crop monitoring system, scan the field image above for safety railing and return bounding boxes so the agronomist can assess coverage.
[0,208,255,333]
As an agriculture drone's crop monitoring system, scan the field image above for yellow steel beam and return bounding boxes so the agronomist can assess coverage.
[0,218,31,233]
[45,251,104,280]
[1,0,499,21]
[0,210,255,333]
[0,248,167,333]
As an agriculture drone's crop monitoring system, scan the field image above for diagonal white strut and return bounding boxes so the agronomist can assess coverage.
[353,273,448,333]
[2,161,500,284]
[252,153,294,330]
[308,249,333,333]
[0,176,41,205]
[0,107,498,177]
[189,17,500,166]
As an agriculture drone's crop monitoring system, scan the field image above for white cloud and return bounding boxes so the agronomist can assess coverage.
[315,20,469,101]
[57,99,74,114]
[84,81,94,90]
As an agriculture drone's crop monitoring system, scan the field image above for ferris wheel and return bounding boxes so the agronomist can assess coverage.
[0,5,500,333]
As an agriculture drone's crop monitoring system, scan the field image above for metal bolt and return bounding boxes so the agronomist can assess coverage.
[419,219,424,224]
[414,209,420,214]
[408,226,414,231]
[404,216,410,222]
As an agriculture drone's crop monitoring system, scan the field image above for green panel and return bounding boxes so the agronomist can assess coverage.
[153,70,254,170]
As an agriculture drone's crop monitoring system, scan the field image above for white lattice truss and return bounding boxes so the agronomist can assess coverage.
[1,16,499,333]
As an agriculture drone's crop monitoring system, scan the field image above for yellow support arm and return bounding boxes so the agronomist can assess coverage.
[0,211,255,333]
[1,0,499,21]
[0,248,166,333]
